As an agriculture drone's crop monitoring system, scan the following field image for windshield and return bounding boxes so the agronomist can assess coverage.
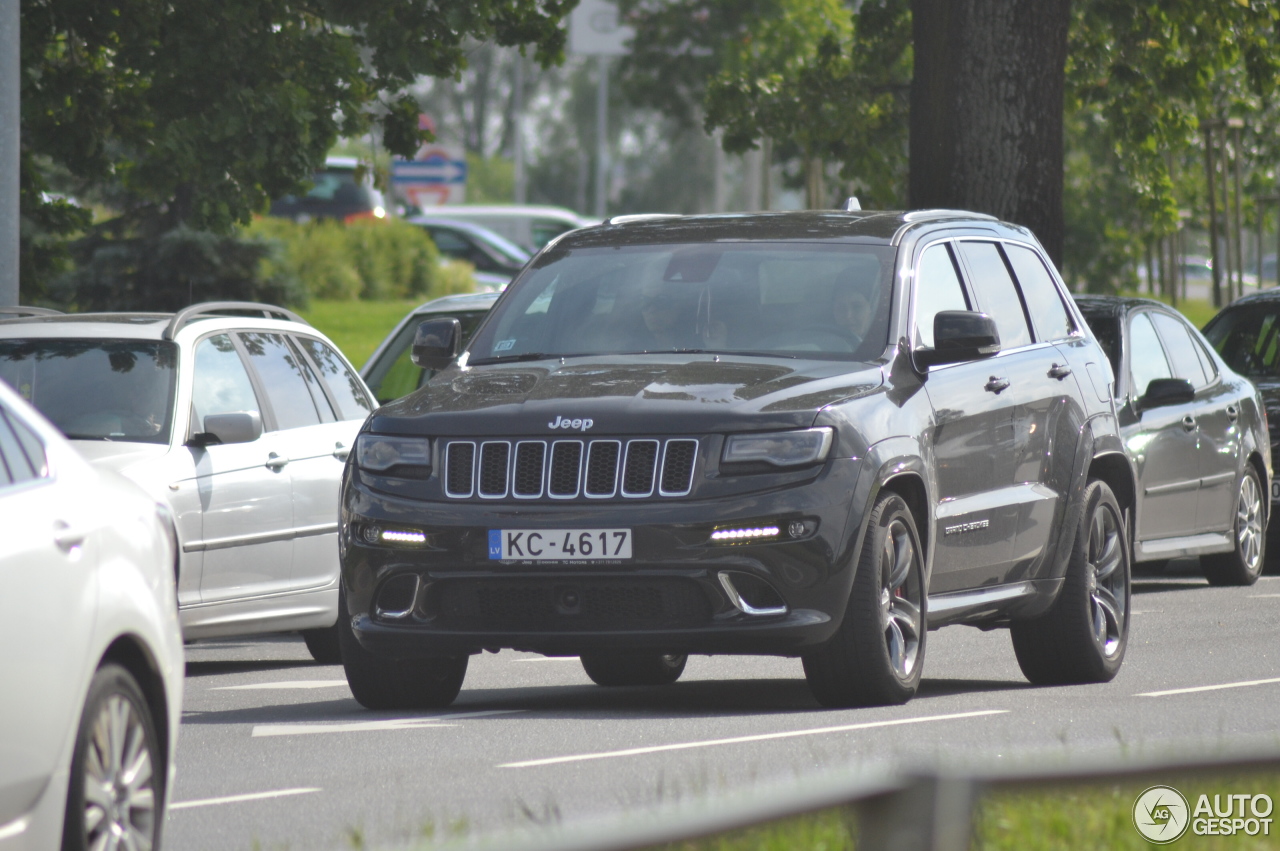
[467,242,895,363]
[1204,306,1280,379]
[0,339,178,443]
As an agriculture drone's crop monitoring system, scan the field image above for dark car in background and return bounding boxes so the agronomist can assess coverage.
[338,209,1137,712]
[406,216,532,281]
[361,292,500,405]
[268,156,388,224]
[1075,296,1270,585]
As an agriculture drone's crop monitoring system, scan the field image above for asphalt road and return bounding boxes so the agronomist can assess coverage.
[166,562,1280,850]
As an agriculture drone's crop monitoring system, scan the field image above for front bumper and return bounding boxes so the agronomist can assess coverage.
[340,459,864,657]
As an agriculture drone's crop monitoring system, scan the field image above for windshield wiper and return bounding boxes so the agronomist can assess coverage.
[470,352,593,365]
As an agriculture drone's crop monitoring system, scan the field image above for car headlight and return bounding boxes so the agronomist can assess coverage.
[355,434,432,476]
[722,427,833,469]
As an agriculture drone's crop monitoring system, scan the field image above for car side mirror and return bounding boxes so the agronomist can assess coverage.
[1138,377,1195,411]
[190,411,263,447]
[915,311,1001,368]
[411,318,462,370]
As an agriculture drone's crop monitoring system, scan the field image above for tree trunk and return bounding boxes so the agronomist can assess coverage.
[909,0,1071,266]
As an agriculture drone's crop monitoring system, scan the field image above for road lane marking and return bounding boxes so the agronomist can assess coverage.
[511,657,580,662]
[1249,594,1280,598]
[1137,677,1280,698]
[212,680,349,690]
[498,709,1009,768]
[252,709,524,737]
[171,788,320,810]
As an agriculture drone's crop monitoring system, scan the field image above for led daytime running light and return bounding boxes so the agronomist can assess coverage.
[380,529,427,545]
[711,526,781,541]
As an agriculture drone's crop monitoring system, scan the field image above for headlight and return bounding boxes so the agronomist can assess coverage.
[722,427,833,468]
[355,434,431,475]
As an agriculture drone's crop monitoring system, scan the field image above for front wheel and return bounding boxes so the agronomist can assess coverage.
[1201,466,1266,587]
[580,652,687,686]
[338,588,467,710]
[802,491,926,708]
[63,664,163,851]
[1011,479,1130,685]
[301,625,342,664]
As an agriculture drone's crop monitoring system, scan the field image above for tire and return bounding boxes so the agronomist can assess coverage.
[1011,479,1130,685]
[802,491,926,708]
[301,625,342,664]
[1201,466,1266,587]
[63,664,163,851]
[338,588,467,710]
[580,652,687,686]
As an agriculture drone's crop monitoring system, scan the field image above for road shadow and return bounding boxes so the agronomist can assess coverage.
[1132,579,1210,595]
[184,658,328,678]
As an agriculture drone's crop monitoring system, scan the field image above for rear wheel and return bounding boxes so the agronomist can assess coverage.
[1201,466,1265,586]
[802,491,926,708]
[63,664,163,851]
[580,652,687,686]
[301,625,342,664]
[1011,479,1130,684]
[338,589,467,710]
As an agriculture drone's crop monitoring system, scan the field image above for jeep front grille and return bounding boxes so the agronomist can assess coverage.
[443,437,698,500]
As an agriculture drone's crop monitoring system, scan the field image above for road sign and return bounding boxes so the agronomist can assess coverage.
[569,0,633,56]
[393,145,467,207]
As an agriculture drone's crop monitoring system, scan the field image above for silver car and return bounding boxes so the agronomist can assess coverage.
[0,302,375,661]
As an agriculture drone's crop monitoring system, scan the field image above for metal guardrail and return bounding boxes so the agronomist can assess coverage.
[415,751,1280,851]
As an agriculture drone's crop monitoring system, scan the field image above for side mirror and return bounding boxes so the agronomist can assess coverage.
[1138,377,1195,411]
[411,318,462,370]
[190,411,263,447]
[916,310,1001,368]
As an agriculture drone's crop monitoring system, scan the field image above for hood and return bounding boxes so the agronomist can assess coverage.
[70,440,171,475]
[370,354,883,436]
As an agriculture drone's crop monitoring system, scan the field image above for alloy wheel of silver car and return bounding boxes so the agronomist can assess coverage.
[1236,473,1264,573]
[879,517,923,679]
[1203,467,1267,586]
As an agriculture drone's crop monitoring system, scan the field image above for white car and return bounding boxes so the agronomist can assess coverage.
[414,205,594,252]
[0,379,183,851]
[0,302,375,662]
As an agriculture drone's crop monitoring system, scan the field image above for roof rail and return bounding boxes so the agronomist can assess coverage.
[900,209,998,223]
[163,301,309,341]
[604,213,682,225]
[0,306,65,318]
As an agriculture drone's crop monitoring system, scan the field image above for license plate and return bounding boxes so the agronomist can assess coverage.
[488,529,632,561]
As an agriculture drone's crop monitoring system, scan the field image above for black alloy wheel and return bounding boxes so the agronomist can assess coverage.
[1202,466,1266,587]
[803,490,926,708]
[338,588,468,710]
[580,652,688,686]
[63,664,163,851]
[1011,479,1130,684]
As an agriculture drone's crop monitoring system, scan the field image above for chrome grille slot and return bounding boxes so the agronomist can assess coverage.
[622,439,660,497]
[659,439,698,496]
[444,441,475,498]
[478,441,511,498]
[548,440,584,498]
[585,440,621,498]
[513,441,546,498]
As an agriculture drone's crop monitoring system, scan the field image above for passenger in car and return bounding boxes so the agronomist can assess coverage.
[831,282,876,348]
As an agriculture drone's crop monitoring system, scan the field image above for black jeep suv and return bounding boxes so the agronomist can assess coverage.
[338,210,1136,709]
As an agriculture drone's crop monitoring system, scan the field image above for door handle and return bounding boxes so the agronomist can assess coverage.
[1227,405,1240,422]
[265,452,290,471]
[1182,415,1197,431]
[985,376,1010,394]
[1048,363,1072,380]
[53,520,87,552]
[333,442,350,462]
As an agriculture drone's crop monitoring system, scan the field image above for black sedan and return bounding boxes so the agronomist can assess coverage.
[1075,295,1270,584]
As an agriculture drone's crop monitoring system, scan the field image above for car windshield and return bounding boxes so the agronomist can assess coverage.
[468,242,895,363]
[1204,305,1280,379]
[0,339,178,443]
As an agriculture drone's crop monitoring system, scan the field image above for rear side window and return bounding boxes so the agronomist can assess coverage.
[956,241,1033,350]
[1151,312,1210,389]
[1005,245,1074,341]
[1129,313,1174,397]
[914,243,970,348]
[296,337,373,421]
[238,332,329,430]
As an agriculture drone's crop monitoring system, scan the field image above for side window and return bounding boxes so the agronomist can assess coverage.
[237,332,327,431]
[192,335,261,429]
[914,243,970,348]
[1004,244,1074,341]
[1150,312,1210,389]
[296,336,373,421]
[955,241,1033,349]
[1129,313,1174,398]
[0,407,48,487]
